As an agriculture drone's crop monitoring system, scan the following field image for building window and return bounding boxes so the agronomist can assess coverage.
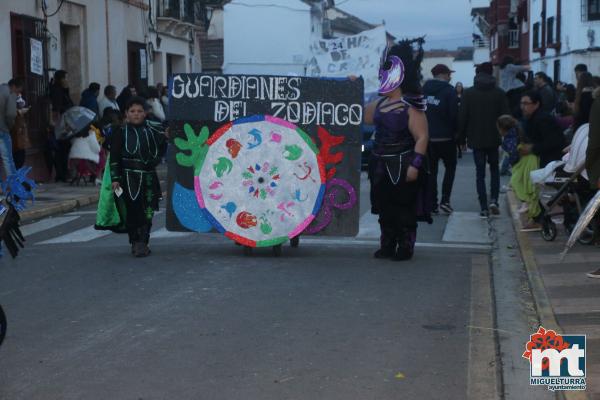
[509,29,519,48]
[585,0,600,21]
[554,60,561,84]
[547,17,555,44]
[533,22,540,49]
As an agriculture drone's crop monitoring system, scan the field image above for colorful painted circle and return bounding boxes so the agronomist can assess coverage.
[195,115,326,247]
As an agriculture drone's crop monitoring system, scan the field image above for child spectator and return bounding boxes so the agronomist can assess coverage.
[497,115,542,230]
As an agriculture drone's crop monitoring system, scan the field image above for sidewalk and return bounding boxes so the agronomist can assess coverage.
[19,165,168,224]
[507,190,599,400]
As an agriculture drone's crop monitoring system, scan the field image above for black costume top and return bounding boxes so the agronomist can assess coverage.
[109,120,167,227]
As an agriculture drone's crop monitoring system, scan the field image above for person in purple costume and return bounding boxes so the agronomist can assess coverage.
[364,40,429,261]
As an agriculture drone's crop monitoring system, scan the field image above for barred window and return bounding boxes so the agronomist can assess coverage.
[533,22,540,48]
[589,0,600,21]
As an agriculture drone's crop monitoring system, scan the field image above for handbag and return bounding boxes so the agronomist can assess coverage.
[10,115,31,151]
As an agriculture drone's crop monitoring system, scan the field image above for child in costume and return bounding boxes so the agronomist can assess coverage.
[95,97,169,257]
[365,40,429,261]
[497,115,541,223]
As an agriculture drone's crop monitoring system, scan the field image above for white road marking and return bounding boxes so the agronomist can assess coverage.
[150,228,193,239]
[37,226,112,245]
[442,211,491,244]
[66,210,164,216]
[357,212,379,239]
[20,216,80,237]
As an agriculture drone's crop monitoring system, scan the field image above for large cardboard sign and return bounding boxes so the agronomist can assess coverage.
[166,74,363,239]
[307,26,386,94]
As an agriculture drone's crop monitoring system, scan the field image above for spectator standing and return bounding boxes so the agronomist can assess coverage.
[585,86,600,189]
[520,90,565,168]
[49,70,74,119]
[507,73,527,117]
[49,70,75,182]
[160,85,169,110]
[423,64,459,214]
[573,72,597,132]
[499,56,530,93]
[79,82,101,116]
[584,87,600,279]
[146,86,166,122]
[458,62,509,218]
[98,85,120,119]
[116,85,137,113]
[455,82,464,102]
[11,90,31,169]
[534,72,556,114]
[575,64,588,83]
[0,78,23,178]
[455,82,464,159]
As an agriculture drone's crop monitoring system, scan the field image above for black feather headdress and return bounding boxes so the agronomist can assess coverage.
[383,37,425,96]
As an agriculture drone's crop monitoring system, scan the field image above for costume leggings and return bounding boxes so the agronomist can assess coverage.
[128,222,152,245]
[373,174,418,256]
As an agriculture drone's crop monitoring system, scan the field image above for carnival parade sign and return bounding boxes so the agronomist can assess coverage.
[167,74,363,246]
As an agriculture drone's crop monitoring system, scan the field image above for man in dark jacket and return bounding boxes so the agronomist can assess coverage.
[458,62,509,217]
[423,64,459,214]
[586,90,600,191]
[534,72,556,114]
[584,89,600,279]
[520,90,565,168]
[79,82,101,116]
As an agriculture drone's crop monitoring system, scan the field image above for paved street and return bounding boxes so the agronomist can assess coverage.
[0,157,546,400]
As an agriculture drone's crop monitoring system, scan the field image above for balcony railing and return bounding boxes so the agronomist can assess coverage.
[473,37,490,48]
[508,29,519,48]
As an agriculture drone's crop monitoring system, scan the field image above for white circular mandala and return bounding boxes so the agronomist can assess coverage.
[195,116,325,247]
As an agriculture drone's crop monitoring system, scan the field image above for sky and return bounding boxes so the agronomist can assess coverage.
[336,0,474,50]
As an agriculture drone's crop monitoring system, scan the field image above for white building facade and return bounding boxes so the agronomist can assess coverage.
[0,0,211,181]
[530,0,600,83]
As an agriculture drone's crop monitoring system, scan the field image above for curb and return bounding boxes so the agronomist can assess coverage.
[506,191,589,400]
[19,170,169,224]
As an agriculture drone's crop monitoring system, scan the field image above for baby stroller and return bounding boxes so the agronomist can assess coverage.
[538,163,597,243]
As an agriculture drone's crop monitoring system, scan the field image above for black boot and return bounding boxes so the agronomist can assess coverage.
[133,242,150,257]
[128,231,137,256]
[393,229,416,261]
[374,247,396,259]
[374,228,397,259]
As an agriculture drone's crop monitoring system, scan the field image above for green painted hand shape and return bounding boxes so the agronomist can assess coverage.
[175,124,210,175]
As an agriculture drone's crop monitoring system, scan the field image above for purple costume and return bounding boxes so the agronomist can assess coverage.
[370,98,428,260]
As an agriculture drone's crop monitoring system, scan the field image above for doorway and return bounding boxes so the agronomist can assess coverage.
[60,23,83,104]
[10,13,50,181]
[128,41,148,93]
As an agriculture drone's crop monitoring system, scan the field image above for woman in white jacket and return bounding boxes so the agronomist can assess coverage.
[146,86,166,122]
[68,125,101,184]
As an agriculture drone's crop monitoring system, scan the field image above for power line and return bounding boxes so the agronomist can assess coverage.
[42,0,66,18]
